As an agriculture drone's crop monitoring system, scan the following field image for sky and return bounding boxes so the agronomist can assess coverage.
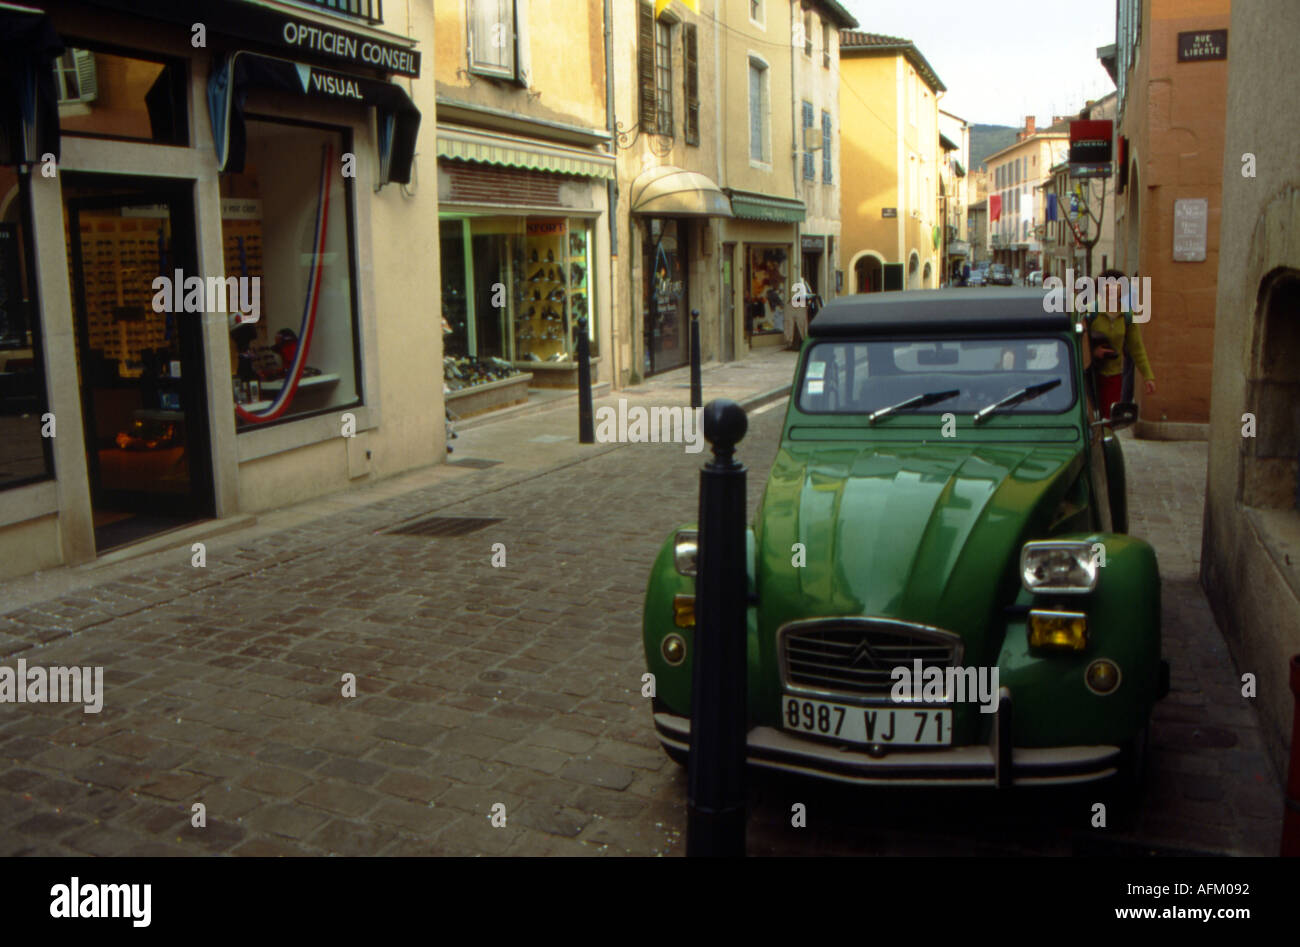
[839,0,1117,128]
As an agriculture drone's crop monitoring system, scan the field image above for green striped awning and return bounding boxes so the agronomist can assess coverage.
[725,190,806,223]
[436,125,615,180]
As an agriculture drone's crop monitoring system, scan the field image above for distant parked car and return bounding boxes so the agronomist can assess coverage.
[988,263,1013,286]
[967,266,987,287]
[1026,269,1044,287]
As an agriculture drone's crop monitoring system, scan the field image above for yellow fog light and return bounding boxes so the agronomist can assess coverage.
[1027,609,1088,651]
[672,594,695,628]
[662,633,687,665]
[1085,659,1121,694]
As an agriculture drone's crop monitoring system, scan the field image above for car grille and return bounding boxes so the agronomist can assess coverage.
[780,619,963,699]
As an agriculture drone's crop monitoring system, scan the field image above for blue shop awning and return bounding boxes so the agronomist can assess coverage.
[208,50,421,185]
[0,7,64,166]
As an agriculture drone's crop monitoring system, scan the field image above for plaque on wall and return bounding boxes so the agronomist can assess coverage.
[1173,198,1209,262]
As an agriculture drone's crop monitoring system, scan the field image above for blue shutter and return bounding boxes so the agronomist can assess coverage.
[821,111,832,182]
[802,101,814,179]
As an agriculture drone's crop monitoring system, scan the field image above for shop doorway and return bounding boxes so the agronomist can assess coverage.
[643,219,688,375]
[62,174,213,552]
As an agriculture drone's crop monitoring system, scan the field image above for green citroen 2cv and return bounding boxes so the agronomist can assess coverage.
[644,289,1168,791]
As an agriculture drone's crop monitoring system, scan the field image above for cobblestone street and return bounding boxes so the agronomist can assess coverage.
[0,359,1285,856]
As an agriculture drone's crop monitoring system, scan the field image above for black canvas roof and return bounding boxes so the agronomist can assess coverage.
[808,288,1076,337]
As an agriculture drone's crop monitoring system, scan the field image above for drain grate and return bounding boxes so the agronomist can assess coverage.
[449,458,503,469]
[385,515,504,537]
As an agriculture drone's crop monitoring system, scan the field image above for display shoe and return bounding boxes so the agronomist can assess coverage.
[529,267,546,282]
[556,266,567,285]
[546,248,555,263]
[547,288,565,303]
[532,289,542,301]
[530,248,539,263]
[571,264,584,285]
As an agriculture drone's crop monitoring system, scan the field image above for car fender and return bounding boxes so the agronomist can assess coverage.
[995,531,1160,747]
[642,525,757,717]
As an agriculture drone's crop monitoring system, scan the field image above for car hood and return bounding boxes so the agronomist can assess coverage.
[756,440,1084,661]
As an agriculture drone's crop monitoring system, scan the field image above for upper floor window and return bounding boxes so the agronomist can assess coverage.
[749,57,770,163]
[750,0,764,27]
[654,19,674,136]
[802,11,813,57]
[469,0,529,85]
[822,22,832,68]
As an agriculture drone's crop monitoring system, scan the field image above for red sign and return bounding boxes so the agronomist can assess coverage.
[1069,120,1113,166]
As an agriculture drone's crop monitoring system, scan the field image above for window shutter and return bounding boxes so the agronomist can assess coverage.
[515,0,531,88]
[802,102,814,179]
[684,23,699,146]
[638,2,657,131]
[822,111,832,181]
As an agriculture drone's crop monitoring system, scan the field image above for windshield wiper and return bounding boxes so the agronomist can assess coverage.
[867,389,960,424]
[972,379,1062,424]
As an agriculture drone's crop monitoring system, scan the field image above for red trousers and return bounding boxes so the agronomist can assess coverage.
[1097,372,1123,419]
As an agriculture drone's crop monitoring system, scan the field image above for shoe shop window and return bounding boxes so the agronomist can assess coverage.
[220,119,362,430]
[439,215,595,394]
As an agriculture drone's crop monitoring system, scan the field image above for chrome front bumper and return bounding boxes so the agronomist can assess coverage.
[653,695,1122,788]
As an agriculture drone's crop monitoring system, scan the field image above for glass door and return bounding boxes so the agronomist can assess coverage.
[63,175,212,551]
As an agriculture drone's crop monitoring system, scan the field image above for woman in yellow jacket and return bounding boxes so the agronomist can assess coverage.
[1087,269,1156,418]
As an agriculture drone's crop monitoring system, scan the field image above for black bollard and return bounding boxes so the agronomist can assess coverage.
[576,316,595,444]
[687,399,749,857]
[690,309,703,409]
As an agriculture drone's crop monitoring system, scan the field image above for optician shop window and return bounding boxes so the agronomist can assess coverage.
[219,118,361,430]
[439,215,596,391]
[0,169,53,490]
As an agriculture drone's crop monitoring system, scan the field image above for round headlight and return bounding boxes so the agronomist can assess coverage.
[662,634,686,666]
[1085,658,1121,694]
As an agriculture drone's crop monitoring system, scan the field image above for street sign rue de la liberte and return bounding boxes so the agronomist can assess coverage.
[1178,30,1228,63]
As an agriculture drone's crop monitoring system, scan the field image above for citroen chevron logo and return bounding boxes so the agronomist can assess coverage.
[848,638,882,669]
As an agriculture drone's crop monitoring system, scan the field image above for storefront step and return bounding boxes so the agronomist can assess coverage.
[456,380,612,432]
[87,514,258,570]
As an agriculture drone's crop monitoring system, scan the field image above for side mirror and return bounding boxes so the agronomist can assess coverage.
[1098,401,1139,431]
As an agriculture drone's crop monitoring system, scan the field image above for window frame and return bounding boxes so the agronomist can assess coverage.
[749,0,765,29]
[51,39,190,147]
[468,0,527,84]
[231,114,365,433]
[654,17,674,138]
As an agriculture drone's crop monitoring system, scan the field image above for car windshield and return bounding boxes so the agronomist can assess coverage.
[797,337,1076,416]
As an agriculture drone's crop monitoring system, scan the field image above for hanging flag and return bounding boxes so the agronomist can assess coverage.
[656,0,699,16]
[1046,193,1058,221]
[990,194,1002,222]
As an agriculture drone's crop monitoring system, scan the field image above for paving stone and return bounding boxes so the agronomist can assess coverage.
[297,781,381,818]
[558,758,636,791]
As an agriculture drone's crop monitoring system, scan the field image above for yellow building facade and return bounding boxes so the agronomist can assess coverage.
[839,32,945,293]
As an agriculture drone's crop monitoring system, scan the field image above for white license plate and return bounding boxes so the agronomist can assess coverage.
[782,695,952,746]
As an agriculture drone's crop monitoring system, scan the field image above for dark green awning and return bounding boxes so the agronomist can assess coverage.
[726,190,805,223]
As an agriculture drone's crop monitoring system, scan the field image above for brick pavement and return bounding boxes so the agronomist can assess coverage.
[0,354,1285,856]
